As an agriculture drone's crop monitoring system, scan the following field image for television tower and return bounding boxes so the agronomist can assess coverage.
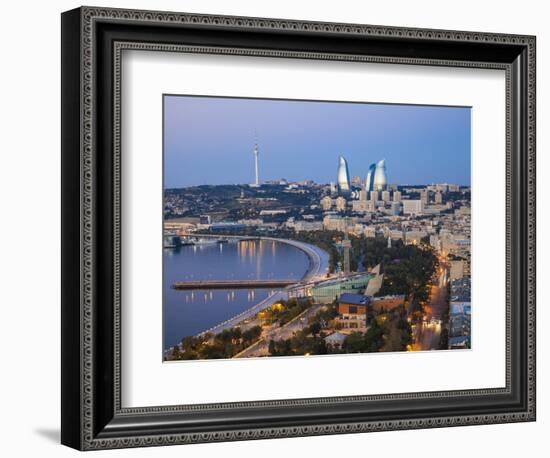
[253,142,260,186]
[342,218,351,275]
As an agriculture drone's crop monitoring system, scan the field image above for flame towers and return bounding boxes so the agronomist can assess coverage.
[365,163,376,192]
[336,155,387,194]
[337,156,351,194]
[373,159,387,191]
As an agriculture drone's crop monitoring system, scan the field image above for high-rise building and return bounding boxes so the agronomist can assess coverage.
[330,181,337,195]
[364,163,376,192]
[342,223,351,275]
[335,196,347,212]
[342,238,351,275]
[320,196,333,211]
[435,191,443,204]
[358,190,367,201]
[420,189,429,204]
[450,259,466,281]
[351,176,362,187]
[373,159,388,191]
[352,200,374,214]
[393,191,402,202]
[403,199,424,216]
[389,201,401,216]
[323,215,348,232]
[337,156,351,195]
[381,190,391,202]
[370,191,379,202]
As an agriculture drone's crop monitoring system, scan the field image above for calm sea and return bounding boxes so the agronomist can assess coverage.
[163,239,309,349]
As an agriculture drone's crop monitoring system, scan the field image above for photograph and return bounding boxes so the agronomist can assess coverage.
[53,3,537,452]
[162,95,472,361]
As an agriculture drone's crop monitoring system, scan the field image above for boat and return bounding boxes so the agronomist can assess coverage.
[163,235,182,248]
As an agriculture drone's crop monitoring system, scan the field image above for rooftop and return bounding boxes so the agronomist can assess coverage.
[324,332,348,343]
[450,302,471,316]
[314,272,372,288]
[339,293,370,305]
[449,336,470,347]
[372,294,406,301]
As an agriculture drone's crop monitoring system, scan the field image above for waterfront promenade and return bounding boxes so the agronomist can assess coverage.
[192,237,329,338]
[261,237,330,283]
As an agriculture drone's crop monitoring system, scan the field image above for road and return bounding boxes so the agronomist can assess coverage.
[412,258,449,351]
[262,237,330,282]
[234,304,326,358]
[412,321,442,351]
[196,290,287,337]
[426,260,449,321]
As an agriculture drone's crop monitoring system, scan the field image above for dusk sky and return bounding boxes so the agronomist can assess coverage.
[164,95,471,188]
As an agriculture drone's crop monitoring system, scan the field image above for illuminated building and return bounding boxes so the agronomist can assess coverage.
[365,163,376,192]
[373,159,388,191]
[337,155,351,194]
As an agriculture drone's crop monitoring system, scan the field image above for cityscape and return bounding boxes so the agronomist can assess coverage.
[162,95,471,361]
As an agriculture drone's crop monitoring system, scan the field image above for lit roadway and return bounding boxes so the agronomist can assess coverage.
[412,256,449,351]
[234,304,326,358]
[261,237,330,283]
[196,290,287,338]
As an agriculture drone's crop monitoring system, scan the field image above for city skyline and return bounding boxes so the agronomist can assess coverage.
[163,94,472,359]
[164,95,471,189]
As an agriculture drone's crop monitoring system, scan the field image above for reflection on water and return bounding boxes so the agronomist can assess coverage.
[163,240,309,349]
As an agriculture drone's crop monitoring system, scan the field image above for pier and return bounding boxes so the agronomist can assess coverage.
[172,279,298,290]
[165,237,331,347]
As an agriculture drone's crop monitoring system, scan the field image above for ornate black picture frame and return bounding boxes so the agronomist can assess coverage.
[61,6,536,450]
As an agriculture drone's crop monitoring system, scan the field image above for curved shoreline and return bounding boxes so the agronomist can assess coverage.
[192,238,329,338]
[260,237,330,282]
[164,237,330,356]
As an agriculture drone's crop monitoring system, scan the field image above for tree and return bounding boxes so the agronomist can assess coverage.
[309,322,322,337]
[343,332,366,353]
[438,328,449,350]
[216,329,234,344]
[171,346,181,359]
[312,337,328,355]
[364,320,385,352]
[232,327,242,342]
[268,339,293,356]
[396,315,413,348]
[242,325,262,343]
[181,335,198,351]
[268,339,276,355]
